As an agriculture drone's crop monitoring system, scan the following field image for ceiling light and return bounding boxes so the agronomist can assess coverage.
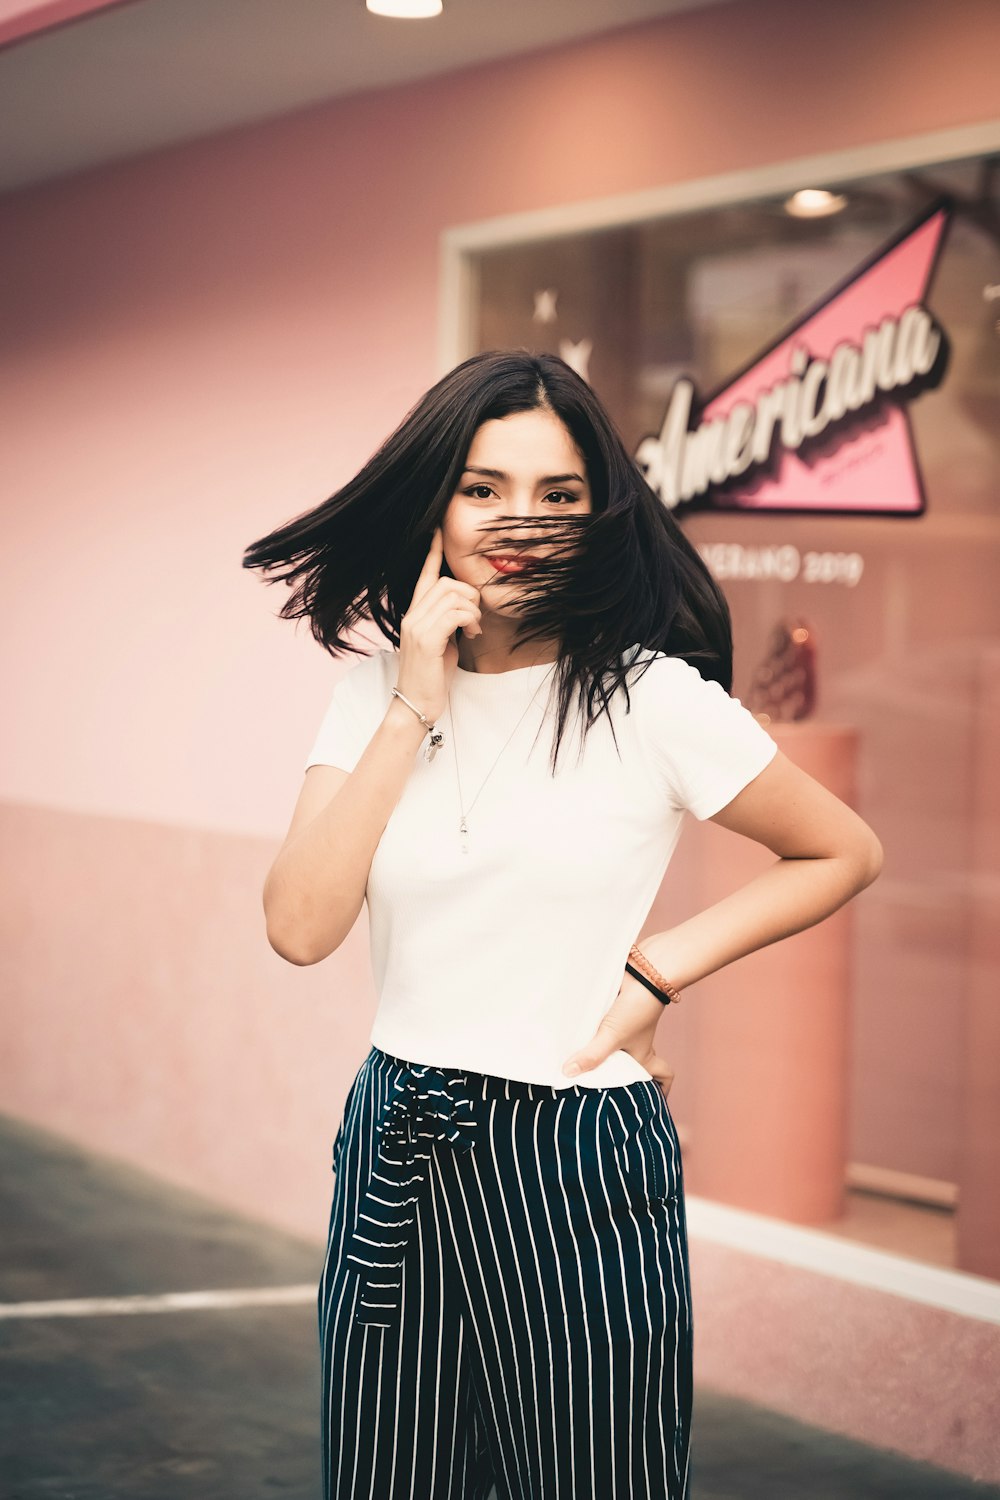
[366,0,443,15]
[784,188,848,219]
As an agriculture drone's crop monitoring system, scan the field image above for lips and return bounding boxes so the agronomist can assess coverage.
[486,554,541,574]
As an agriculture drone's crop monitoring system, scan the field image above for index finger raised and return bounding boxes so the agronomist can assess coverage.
[410,526,444,607]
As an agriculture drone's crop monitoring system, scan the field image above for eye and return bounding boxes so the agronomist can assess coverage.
[462,484,497,501]
[544,490,585,505]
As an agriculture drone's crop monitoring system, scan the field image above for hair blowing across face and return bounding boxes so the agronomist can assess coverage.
[242,349,734,772]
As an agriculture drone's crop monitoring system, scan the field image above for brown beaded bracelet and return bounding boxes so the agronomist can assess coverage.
[626,943,682,1005]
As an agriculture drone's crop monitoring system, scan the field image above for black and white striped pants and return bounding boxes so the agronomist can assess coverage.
[318,1045,693,1499]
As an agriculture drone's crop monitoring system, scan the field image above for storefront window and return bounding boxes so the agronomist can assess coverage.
[461,153,1000,1279]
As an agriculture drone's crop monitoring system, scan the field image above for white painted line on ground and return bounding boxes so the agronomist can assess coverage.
[0,1284,317,1320]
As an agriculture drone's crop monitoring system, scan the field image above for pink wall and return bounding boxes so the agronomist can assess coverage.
[3,0,998,834]
[2,0,999,1480]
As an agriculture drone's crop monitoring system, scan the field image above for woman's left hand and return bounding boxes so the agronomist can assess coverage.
[562,972,675,1100]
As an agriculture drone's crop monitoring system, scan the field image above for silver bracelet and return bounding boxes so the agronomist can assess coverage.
[390,687,445,762]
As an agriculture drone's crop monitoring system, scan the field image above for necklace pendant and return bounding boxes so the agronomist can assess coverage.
[459,815,469,854]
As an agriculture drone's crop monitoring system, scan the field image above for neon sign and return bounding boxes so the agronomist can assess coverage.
[637,203,951,516]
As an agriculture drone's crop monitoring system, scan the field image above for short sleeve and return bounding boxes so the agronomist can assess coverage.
[637,654,777,819]
[303,653,388,773]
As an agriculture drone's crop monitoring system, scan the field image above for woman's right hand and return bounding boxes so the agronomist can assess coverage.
[395,527,482,723]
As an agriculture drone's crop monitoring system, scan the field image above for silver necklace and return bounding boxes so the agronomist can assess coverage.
[449,662,557,854]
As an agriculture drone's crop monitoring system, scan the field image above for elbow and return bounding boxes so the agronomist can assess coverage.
[263,885,315,966]
[267,928,347,967]
[853,830,884,892]
[262,875,328,966]
[262,872,362,966]
[263,891,324,966]
[264,906,356,966]
[267,924,320,967]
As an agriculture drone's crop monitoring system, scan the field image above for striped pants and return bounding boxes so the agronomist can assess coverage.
[318,1045,693,1499]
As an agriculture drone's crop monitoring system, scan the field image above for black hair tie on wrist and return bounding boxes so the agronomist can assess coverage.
[625,961,670,1006]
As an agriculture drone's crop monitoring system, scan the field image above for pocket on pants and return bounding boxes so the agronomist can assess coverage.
[604,1083,681,1206]
[331,1118,347,1177]
[331,1064,365,1176]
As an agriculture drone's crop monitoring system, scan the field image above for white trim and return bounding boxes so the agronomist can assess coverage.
[0,1284,317,1320]
[846,1161,958,1208]
[686,1196,1000,1327]
[438,119,1000,371]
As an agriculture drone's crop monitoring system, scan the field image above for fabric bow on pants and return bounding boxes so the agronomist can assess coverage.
[344,1062,478,1328]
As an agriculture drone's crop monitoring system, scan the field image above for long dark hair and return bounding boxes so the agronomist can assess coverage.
[243,349,733,771]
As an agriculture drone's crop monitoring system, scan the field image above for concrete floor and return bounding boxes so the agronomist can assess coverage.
[1,1113,996,1500]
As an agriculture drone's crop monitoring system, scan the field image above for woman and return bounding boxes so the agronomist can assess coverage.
[244,351,882,1500]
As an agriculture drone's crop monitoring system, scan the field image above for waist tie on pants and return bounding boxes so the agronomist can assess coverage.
[344,1062,478,1328]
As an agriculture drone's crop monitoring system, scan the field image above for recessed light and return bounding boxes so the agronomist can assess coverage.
[784,188,848,219]
[366,0,443,16]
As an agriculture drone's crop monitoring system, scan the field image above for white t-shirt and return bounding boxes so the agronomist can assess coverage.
[303,646,777,1090]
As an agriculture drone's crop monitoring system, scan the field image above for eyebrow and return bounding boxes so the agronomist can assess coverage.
[462,466,587,486]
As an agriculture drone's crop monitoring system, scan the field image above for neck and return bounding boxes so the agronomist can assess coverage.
[456,620,561,675]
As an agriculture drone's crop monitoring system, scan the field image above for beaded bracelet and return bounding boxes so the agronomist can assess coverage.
[626,943,682,1005]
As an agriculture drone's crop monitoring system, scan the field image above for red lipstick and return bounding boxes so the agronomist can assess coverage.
[486,554,540,573]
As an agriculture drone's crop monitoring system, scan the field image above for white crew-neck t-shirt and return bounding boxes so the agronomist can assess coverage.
[303,646,777,1090]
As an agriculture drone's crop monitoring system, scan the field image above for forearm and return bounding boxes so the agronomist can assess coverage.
[641,849,879,993]
[264,699,426,964]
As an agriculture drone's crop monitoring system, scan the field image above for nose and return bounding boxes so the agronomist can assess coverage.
[501,491,551,547]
